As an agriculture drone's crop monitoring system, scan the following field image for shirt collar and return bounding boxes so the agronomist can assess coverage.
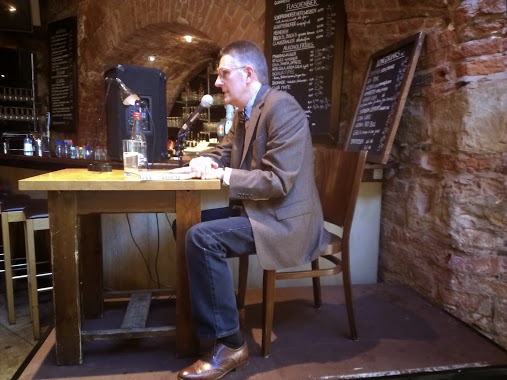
[243,86,261,120]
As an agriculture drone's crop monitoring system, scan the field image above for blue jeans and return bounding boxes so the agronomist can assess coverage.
[185,208,255,339]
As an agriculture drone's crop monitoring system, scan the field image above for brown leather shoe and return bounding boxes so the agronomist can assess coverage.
[177,342,249,380]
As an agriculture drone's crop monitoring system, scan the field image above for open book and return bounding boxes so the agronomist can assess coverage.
[137,166,198,181]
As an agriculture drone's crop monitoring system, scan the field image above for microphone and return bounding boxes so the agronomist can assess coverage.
[178,94,214,136]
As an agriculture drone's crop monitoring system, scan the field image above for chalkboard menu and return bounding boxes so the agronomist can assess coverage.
[48,17,78,132]
[265,0,345,139]
[345,32,425,164]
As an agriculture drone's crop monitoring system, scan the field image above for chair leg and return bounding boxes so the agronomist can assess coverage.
[24,219,40,340]
[262,269,276,358]
[236,256,249,309]
[311,259,322,309]
[236,256,249,327]
[342,249,358,340]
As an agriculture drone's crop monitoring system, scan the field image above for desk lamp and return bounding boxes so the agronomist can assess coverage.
[103,76,157,169]
[105,77,140,106]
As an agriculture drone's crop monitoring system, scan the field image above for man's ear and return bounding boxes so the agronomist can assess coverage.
[244,66,253,79]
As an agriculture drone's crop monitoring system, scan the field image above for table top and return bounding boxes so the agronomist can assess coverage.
[18,168,222,191]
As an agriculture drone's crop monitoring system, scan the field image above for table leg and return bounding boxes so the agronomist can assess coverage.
[48,191,82,365]
[80,213,103,318]
[175,190,200,357]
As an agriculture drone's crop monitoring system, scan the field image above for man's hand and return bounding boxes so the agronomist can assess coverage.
[189,156,223,180]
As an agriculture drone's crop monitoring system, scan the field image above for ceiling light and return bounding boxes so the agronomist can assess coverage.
[8,6,17,12]
[183,35,193,43]
[148,55,156,62]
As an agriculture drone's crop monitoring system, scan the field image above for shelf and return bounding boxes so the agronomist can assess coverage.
[170,64,226,125]
[0,86,34,103]
[0,83,37,126]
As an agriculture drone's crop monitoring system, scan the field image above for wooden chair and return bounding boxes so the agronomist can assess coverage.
[237,148,367,357]
[23,198,51,340]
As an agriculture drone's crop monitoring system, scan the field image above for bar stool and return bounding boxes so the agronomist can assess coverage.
[23,198,51,340]
[0,194,32,324]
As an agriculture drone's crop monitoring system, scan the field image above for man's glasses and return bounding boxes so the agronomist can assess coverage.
[217,66,246,80]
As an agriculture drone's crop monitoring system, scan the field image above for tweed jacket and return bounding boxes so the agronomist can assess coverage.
[203,85,328,270]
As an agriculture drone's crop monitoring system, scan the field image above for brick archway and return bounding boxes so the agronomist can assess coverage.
[76,0,265,146]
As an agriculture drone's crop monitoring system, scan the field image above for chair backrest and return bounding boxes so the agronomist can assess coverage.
[314,148,367,236]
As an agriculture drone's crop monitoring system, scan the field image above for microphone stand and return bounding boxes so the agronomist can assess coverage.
[176,130,187,168]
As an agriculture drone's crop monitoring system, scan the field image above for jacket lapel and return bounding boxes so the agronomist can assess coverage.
[240,85,271,167]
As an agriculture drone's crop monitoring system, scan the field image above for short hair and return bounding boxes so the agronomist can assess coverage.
[219,40,269,84]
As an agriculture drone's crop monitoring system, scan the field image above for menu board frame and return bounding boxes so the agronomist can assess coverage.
[48,16,78,132]
[345,32,425,164]
[265,0,346,144]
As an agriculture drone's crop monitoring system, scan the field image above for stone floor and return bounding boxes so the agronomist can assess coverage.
[0,283,52,380]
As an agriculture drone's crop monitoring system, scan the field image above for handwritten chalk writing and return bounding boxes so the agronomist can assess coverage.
[346,33,425,164]
[270,0,339,135]
[375,50,404,67]
[286,0,318,11]
[49,17,77,131]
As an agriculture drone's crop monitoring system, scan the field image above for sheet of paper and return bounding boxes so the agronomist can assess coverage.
[137,166,198,181]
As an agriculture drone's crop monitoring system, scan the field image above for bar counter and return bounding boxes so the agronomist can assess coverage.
[0,152,117,171]
[0,153,187,171]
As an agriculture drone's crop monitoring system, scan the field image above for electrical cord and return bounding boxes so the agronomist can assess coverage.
[125,213,174,289]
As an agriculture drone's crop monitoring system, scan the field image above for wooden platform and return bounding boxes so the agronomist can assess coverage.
[14,284,507,379]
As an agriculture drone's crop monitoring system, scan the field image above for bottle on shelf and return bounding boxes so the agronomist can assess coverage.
[94,146,103,160]
[84,145,92,160]
[70,145,77,159]
[35,137,43,156]
[63,141,70,158]
[55,140,63,158]
[23,135,33,156]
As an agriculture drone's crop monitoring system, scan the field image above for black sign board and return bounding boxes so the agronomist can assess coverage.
[265,0,346,141]
[48,16,78,132]
[345,32,425,164]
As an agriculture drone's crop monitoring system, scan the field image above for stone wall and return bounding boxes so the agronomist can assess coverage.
[344,0,507,349]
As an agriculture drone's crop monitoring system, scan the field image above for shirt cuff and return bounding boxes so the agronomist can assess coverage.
[223,167,232,185]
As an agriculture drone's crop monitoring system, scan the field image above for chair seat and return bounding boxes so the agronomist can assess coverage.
[23,199,48,219]
[0,194,32,212]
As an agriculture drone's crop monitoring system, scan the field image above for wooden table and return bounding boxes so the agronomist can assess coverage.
[19,168,221,365]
